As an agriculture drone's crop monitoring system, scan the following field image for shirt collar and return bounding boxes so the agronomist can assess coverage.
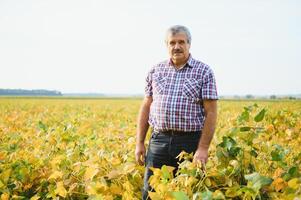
[168,54,194,69]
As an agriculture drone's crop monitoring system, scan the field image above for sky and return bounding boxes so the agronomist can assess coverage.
[0,0,300,96]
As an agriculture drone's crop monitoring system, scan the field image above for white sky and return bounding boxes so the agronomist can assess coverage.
[0,0,300,95]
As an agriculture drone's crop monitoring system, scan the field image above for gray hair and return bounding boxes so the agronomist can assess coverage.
[166,25,192,44]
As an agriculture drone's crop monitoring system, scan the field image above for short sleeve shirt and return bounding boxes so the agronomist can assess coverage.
[145,55,218,132]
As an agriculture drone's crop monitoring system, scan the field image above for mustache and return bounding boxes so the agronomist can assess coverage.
[173,49,183,53]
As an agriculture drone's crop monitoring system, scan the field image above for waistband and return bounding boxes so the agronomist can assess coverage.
[153,129,201,136]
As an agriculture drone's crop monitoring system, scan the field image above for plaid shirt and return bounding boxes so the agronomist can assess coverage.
[145,55,218,132]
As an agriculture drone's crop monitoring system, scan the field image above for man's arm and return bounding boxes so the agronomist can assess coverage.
[135,96,153,165]
[193,99,217,164]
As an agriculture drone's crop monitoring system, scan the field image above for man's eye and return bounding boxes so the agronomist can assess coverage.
[170,42,175,45]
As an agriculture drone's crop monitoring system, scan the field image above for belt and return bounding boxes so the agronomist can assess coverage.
[153,129,201,136]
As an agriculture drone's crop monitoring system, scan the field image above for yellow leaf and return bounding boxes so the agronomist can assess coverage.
[272,178,287,192]
[185,176,197,187]
[156,183,168,193]
[72,162,82,170]
[288,178,299,189]
[176,151,189,161]
[123,162,136,174]
[106,170,120,180]
[266,124,274,133]
[55,181,67,198]
[0,152,6,160]
[123,181,133,191]
[24,183,33,190]
[109,184,123,195]
[86,180,108,195]
[273,168,284,179]
[85,183,97,195]
[30,195,40,200]
[213,190,225,199]
[225,186,241,197]
[1,193,9,200]
[149,167,162,176]
[149,174,161,189]
[205,178,212,187]
[162,165,175,173]
[0,169,11,184]
[111,157,121,166]
[148,191,162,200]
[48,171,63,180]
[68,183,77,192]
[50,155,64,168]
[164,193,175,200]
[84,167,99,181]
[94,181,108,192]
[103,195,114,200]
[0,180,4,189]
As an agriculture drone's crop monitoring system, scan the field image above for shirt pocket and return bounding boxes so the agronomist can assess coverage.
[153,74,166,95]
[182,78,201,102]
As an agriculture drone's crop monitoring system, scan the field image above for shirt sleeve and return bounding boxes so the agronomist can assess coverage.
[201,67,218,100]
[144,68,153,97]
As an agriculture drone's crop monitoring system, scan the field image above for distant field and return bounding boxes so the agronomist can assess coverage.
[0,98,300,199]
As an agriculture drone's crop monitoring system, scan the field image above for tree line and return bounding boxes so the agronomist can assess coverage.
[0,89,62,96]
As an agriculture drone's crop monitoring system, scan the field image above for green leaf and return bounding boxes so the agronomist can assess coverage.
[239,187,256,199]
[250,149,258,157]
[282,166,300,181]
[238,109,250,123]
[225,186,241,197]
[38,121,47,132]
[288,166,299,178]
[271,150,285,161]
[161,165,171,180]
[212,190,225,200]
[172,191,190,200]
[240,127,251,132]
[201,190,213,200]
[161,165,175,182]
[254,109,266,122]
[218,136,236,150]
[244,172,273,191]
[229,146,241,157]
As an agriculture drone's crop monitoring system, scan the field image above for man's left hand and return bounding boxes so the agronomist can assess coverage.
[193,147,208,165]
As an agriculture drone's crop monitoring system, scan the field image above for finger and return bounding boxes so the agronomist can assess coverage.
[136,152,145,166]
[138,153,144,165]
[192,154,197,163]
[139,158,145,165]
[140,155,145,165]
[192,157,201,165]
[138,159,143,166]
[135,152,141,164]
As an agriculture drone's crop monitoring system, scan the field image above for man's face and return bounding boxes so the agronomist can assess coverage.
[166,32,191,65]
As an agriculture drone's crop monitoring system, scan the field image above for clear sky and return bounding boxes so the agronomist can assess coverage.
[0,0,300,95]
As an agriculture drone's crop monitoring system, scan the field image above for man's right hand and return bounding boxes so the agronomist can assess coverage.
[135,142,146,166]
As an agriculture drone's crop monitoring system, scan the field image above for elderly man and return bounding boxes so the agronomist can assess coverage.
[135,25,218,199]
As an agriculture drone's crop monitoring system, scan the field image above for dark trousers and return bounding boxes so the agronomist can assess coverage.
[142,130,201,200]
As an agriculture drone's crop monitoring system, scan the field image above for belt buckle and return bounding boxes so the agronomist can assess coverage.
[171,130,177,135]
[169,130,180,136]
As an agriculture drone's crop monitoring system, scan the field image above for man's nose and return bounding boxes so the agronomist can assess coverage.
[174,43,181,49]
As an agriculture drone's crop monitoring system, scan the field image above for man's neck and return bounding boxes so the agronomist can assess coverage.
[171,54,190,69]
[172,59,188,69]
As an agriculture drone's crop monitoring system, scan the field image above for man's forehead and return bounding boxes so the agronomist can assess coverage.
[167,32,188,41]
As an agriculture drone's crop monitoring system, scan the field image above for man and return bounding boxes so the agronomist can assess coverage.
[135,25,218,199]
